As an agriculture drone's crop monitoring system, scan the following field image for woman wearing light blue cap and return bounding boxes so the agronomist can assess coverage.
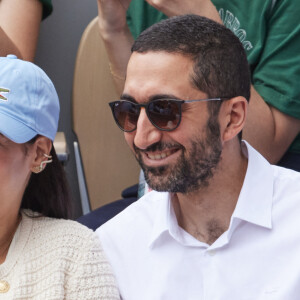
[0,55,120,299]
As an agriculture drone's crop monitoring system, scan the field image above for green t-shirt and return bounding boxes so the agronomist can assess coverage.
[39,0,53,20]
[126,0,300,154]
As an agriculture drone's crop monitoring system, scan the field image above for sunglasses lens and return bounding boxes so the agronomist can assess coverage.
[148,100,180,130]
[113,101,139,131]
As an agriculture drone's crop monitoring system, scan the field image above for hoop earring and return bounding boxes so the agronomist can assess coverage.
[33,153,53,174]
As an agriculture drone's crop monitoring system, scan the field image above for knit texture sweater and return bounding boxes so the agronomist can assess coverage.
[0,210,120,299]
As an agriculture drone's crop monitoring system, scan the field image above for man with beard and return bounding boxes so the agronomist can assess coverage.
[96,15,300,299]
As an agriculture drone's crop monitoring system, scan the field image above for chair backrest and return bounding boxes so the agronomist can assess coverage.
[73,17,139,210]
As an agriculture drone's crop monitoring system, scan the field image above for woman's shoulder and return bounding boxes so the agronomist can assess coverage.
[22,210,99,251]
[17,214,120,298]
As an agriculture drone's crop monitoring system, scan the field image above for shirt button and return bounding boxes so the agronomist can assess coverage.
[0,280,10,293]
[208,250,216,256]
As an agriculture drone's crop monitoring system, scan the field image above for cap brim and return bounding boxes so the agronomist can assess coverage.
[0,112,38,143]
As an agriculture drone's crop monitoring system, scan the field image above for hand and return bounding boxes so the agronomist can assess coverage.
[97,0,132,35]
[145,0,221,23]
[145,0,206,17]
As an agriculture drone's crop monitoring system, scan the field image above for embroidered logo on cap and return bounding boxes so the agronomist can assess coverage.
[0,88,9,101]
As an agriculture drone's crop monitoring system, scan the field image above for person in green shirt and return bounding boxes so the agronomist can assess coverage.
[0,0,53,61]
[97,0,300,171]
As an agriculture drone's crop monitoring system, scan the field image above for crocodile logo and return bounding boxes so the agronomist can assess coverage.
[0,88,9,100]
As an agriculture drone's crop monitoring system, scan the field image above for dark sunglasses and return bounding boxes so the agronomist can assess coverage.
[109,98,229,132]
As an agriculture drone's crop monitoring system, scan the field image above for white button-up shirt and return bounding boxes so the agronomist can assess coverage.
[96,142,300,300]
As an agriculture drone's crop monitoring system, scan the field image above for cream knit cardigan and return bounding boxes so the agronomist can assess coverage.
[0,210,120,300]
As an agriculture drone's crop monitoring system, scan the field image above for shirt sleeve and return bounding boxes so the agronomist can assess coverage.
[39,0,53,20]
[252,0,300,120]
[126,0,167,40]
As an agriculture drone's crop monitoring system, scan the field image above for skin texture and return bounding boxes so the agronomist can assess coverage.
[123,51,248,244]
[0,135,51,263]
[97,0,300,163]
[0,0,43,61]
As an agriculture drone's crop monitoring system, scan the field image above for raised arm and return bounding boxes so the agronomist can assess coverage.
[244,88,300,163]
[96,0,222,94]
[242,0,300,163]
[97,0,133,94]
[0,0,43,61]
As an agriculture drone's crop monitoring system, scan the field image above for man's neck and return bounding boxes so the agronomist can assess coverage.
[172,143,248,245]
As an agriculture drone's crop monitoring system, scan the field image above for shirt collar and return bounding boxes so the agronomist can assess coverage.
[148,141,273,248]
[231,141,273,229]
[149,192,204,248]
[148,191,170,248]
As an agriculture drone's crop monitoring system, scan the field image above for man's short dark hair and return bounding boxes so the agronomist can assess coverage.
[132,14,251,102]
[132,14,251,140]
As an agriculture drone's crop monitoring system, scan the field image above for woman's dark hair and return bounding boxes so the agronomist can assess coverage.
[21,136,72,219]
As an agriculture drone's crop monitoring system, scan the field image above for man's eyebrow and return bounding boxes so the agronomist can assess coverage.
[120,93,181,103]
[149,94,180,101]
[120,94,136,102]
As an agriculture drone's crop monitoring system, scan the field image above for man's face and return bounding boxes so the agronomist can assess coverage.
[123,52,222,193]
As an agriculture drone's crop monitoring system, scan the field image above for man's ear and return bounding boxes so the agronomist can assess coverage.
[30,136,53,173]
[221,96,248,142]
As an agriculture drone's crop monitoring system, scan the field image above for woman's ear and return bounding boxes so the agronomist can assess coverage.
[30,136,53,173]
[220,96,248,142]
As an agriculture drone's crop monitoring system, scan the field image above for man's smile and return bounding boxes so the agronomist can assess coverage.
[146,148,178,160]
[134,143,182,167]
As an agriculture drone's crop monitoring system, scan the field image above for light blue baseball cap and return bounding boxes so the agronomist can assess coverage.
[0,55,60,143]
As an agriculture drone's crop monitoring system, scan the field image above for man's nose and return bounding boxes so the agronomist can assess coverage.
[133,108,162,150]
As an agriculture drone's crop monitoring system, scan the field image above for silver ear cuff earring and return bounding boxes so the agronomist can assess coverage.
[33,153,53,174]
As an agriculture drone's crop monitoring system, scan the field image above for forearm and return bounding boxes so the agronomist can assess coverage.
[243,86,300,163]
[97,0,133,94]
[99,23,133,94]
[0,0,42,61]
[0,27,22,58]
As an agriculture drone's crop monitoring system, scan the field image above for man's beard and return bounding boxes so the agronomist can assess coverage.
[133,113,223,194]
